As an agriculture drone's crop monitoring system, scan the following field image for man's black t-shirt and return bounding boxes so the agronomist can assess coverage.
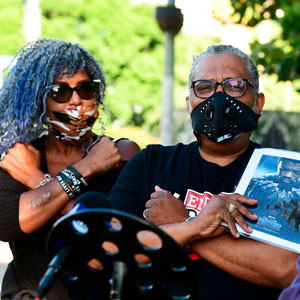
[109,141,281,300]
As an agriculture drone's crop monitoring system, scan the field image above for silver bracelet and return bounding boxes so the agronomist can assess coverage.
[36,173,54,188]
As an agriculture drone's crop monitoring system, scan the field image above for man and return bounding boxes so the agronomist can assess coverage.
[247,158,300,201]
[109,45,298,300]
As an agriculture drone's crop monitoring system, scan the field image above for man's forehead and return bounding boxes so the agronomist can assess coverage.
[281,160,300,172]
[194,53,249,80]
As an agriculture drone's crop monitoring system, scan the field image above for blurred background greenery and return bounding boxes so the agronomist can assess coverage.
[1,0,300,149]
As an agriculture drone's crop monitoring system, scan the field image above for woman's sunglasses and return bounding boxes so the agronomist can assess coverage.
[48,80,101,103]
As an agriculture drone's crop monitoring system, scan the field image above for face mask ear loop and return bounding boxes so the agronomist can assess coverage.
[193,130,202,146]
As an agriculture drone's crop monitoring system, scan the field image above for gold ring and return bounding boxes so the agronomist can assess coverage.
[229,203,238,214]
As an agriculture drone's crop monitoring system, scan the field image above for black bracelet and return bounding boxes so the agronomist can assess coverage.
[66,166,88,187]
[59,171,81,194]
[56,175,74,198]
[58,166,88,195]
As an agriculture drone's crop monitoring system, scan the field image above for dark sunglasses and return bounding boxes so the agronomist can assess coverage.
[48,80,101,103]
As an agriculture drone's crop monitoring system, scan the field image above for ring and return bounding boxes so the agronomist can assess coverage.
[0,152,6,161]
[229,203,238,213]
[143,209,149,219]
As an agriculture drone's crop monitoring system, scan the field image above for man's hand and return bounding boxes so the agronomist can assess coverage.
[189,193,258,240]
[144,185,189,225]
[145,188,258,240]
[0,142,43,189]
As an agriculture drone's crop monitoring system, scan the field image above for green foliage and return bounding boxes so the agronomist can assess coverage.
[41,0,165,132]
[230,0,286,26]
[251,111,300,151]
[105,125,160,149]
[230,0,300,84]
[174,32,220,109]
[0,0,24,54]
[212,0,236,24]
[0,0,220,137]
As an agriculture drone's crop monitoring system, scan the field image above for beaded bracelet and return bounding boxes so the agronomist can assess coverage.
[56,174,75,198]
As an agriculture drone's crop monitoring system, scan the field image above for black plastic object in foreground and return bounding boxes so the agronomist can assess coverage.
[41,209,196,300]
[44,209,197,300]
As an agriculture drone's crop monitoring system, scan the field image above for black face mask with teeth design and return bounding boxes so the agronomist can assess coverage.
[191,92,260,143]
[53,111,96,126]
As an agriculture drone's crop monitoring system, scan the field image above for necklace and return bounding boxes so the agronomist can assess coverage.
[82,135,102,154]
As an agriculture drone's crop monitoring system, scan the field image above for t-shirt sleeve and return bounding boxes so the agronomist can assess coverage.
[109,149,146,216]
[0,170,27,242]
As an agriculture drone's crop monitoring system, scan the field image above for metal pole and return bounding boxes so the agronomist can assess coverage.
[23,0,41,43]
[160,0,175,145]
[156,1,183,145]
[160,30,175,145]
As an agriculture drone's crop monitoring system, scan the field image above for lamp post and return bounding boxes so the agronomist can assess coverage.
[156,1,183,145]
[23,0,41,43]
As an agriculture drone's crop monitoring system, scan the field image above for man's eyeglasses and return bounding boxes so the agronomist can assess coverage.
[190,78,255,99]
[48,80,101,103]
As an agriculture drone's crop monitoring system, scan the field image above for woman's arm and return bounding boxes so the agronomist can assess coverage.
[0,143,73,233]
[1,137,140,235]
[115,139,140,162]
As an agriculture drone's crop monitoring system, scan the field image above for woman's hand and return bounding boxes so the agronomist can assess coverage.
[75,136,140,180]
[0,142,43,189]
[82,136,122,177]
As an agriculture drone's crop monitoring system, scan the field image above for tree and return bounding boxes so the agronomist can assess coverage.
[0,0,164,132]
[0,0,220,137]
[230,0,300,85]
[40,0,165,132]
[0,0,24,54]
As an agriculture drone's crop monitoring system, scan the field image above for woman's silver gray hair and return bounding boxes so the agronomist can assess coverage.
[188,45,259,96]
[0,38,106,153]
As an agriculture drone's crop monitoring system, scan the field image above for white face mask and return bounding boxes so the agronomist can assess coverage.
[46,104,99,142]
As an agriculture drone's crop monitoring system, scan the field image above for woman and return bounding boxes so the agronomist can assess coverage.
[0,38,140,299]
